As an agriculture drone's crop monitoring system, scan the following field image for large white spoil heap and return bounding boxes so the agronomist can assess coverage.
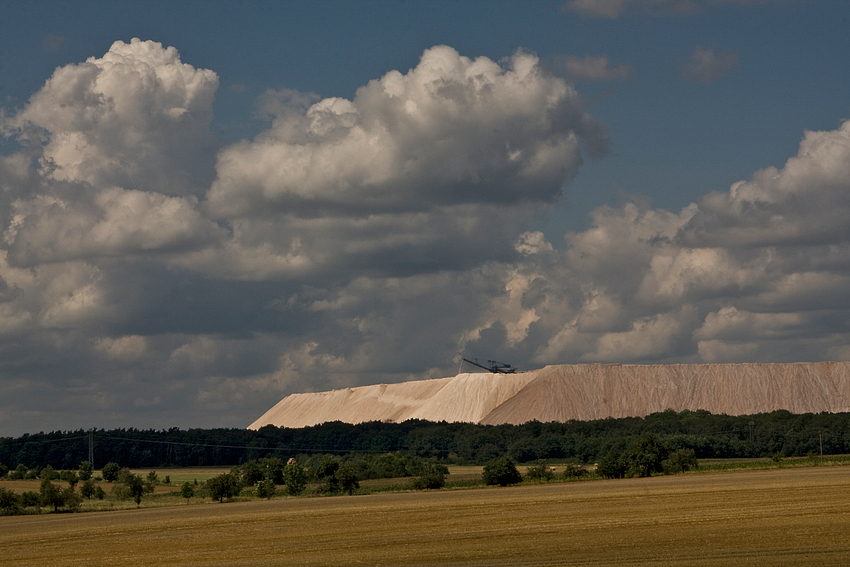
[248,361,850,429]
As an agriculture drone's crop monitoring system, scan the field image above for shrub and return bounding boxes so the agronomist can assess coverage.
[482,456,523,487]
[80,479,96,499]
[596,451,627,479]
[0,487,21,515]
[283,462,307,496]
[77,461,93,481]
[101,462,121,482]
[335,462,360,495]
[254,479,276,499]
[60,470,79,487]
[410,462,449,490]
[316,457,341,493]
[206,473,239,503]
[40,479,64,512]
[179,481,195,501]
[525,460,554,482]
[664,448,698,474]
[39,465,57,481]
[624,434,671,478]
[20,491,40,508]
[61,487,82,512]
[562,464,588,479]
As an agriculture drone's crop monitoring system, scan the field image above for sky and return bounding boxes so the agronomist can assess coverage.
[1,0,850,436]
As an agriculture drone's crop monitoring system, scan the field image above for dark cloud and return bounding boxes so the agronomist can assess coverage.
[1,38,849,435]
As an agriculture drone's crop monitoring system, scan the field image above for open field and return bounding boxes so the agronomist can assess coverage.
[2,466,850,566]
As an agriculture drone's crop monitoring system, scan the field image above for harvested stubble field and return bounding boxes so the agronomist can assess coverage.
[3,466,850,566]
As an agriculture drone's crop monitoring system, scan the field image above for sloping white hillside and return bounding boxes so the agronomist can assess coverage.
[248,362,850,429]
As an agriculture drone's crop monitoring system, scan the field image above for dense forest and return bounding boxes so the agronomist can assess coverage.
[2,409,849,470]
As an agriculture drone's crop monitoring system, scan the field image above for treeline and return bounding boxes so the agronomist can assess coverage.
[2,409,849,470]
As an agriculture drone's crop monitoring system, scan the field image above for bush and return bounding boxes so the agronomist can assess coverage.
[61,487,82,512]
[20,491,40,508]
[78,461,93,481]
[410,462,449,490]
[254,479,276,499]
[596,451,627,479]
[283,462,307,496]
[482,456,523,487]
[316,456,341,493]
[39,465,57,481]
[525,460,554,482]
[335,462,360,495]
[562,464,588,479]
[664,448,698,474]
[40,479,64,512]
[101,462,121,482]
[0,487,21,515]
[60,470,79,487]
[624,434,671,478]
[80,479,96,499]
[113,470,146,505]
[179,481,195,501]
[206,473,239,503]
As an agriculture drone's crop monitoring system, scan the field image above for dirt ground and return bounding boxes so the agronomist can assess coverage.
[2,465,850,566]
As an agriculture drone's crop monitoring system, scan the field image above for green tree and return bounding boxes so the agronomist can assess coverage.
[233,460,264,486]
[39,465,57,481]
[101,462,121,482]
[596,451,627,479]
[78,461,93,481]
[126,474,146,505]
[20,491,40,508]
[335,462,359,495]
[282,461,308,496]
[410,462,449,490]
[562,464,588,479]
[61,487,82,512]
[254,479,276,499]
[206,473,239,503]
[260,457,285,484]
[80,479,96,499]
[316,456,341,493]
[482,456,523,487]
[60,469,79,488]
[116,469,146,505]
[40,478,64,512]
[625,434,671,478]
[143,471,159,494]
[525,460,554,482]
[179,481,195,502]
[0,487,21,515]
[664,448,698,474]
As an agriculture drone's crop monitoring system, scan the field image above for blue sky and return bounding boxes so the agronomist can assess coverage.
[1,0,850,435]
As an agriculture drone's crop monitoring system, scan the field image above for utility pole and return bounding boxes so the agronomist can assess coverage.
[88,429,94,466]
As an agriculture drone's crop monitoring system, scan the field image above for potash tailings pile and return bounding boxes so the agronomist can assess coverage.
[248,362,850,429]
